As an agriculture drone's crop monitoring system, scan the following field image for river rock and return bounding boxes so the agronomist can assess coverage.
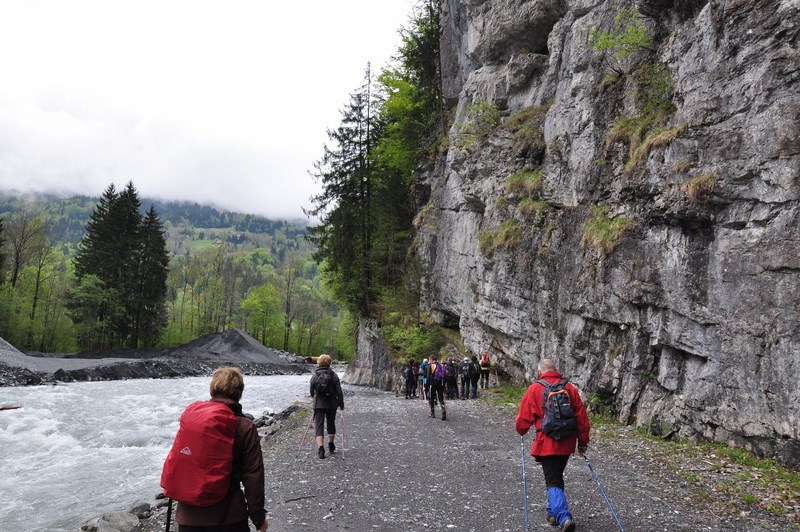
[81,511,140,532]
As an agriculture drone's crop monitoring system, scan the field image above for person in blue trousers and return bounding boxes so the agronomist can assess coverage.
[515,359,591,532]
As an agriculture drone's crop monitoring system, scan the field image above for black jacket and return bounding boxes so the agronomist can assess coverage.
[310,367,344,410]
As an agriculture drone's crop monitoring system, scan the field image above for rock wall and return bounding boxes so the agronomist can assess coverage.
[345,318,405,393]
[353,0,800,468]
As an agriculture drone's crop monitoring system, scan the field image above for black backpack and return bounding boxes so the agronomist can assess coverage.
[403,366,414,381]
[315,370,334,399]
[537,379,578,440]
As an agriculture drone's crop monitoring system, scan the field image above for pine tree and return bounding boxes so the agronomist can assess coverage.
[136,205,169,348]
[307,67,376,313]
[74,184,118,283]
[0,216,5,274]
[106,182,144,346]
[71,182,169,349]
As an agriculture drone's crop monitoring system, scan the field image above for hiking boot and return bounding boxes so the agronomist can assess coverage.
[317,446,326,459]
[441,413,447,421]
[429,411,436,418]
[561,519,575,532]
[547,516,557,526]
[328,441,336,454]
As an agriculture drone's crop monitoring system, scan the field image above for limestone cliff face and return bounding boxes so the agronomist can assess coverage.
[347,0,799,467]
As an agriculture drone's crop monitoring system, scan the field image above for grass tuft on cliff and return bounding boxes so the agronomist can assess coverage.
[582,205,637,255]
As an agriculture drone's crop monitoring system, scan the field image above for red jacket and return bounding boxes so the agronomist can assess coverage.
[515,371,590,458]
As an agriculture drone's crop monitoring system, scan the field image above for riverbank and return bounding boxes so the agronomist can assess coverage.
[130,383,798,531]
[0,329,310,387]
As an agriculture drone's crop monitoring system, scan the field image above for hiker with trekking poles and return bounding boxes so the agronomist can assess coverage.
[160,366,268,532]
[310,354,345,459]
[516,358,591,532]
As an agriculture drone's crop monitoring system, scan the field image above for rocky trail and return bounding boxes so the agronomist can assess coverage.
[130,382,798,532]
[249,385,798,532]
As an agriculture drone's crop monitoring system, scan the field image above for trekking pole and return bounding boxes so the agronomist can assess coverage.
[520,436,530,532]
[339,408,345,461]
[165,497,173,532]
[295,409,313,459]
[584,456,625,532]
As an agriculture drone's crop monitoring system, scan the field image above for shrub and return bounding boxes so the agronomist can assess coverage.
[590,6,652,76]
[582,205,637,255]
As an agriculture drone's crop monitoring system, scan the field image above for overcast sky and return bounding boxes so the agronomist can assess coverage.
[0,0,417,221]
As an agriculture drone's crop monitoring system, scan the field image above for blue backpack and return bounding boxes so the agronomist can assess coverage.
[537,379,578,440]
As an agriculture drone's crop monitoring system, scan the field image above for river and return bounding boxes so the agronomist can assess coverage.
[0,374,313,532]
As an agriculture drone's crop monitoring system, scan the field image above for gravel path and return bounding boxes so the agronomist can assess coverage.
[260,384,798,532]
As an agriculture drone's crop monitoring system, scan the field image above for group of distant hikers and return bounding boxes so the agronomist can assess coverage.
[402,351,494,404]
[158,354,590,532]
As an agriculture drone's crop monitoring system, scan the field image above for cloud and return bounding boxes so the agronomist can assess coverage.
[0,0,416,220]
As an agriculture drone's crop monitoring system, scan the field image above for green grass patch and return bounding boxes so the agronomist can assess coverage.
[626,123,687,172]
[456,100,500,149]
[481,385,527,409]
[505,105,548,155]
[581,205,637,255]
[506,169,543,196]
[479,220,524,256]
[518,198,549,219]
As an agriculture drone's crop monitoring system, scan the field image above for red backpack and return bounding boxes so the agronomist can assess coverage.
[161,401,238,506]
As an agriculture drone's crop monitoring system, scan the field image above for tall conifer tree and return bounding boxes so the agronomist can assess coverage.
[71,182,169,348]
[136,205,169,347]
[307,67,376,313]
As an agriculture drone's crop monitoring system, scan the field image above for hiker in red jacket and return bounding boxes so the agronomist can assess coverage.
[515,359,590,532]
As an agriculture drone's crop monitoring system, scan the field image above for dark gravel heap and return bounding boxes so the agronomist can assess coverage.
[0,329,310,387]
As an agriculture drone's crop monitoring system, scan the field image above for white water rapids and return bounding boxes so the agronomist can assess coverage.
[0,374,312,532]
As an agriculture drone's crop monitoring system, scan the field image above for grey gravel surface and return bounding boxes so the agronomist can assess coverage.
[133,383,797,532]
[258,384,798,532]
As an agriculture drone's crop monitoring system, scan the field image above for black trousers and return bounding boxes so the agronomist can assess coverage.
[429,383,446,412]
[539,454,570,489]
[179,521,249,532]
[314,407,337,437]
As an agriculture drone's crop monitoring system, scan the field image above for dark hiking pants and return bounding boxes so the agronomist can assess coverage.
[314,407,337,438]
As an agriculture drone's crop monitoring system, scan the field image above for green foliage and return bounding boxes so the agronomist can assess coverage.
[590,6,652,76]
[479,220,523,255]
[377,290,445,360]
[70,182,169,349]
[636,63,675,117]
[582,205,637,255]
[239,284,283,346]
[506,169,543,197]
[456,100,500,149]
